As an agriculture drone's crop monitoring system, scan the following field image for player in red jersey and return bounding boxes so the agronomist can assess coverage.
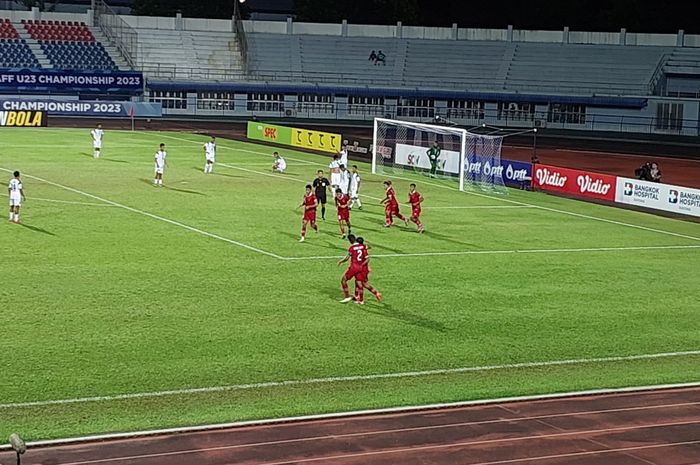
[407,183,425,233]
[299,184,318,242]
[338,235,382,305]
[338,234,365,303]
[380,180,407,227]
[354,236,381,305]
[334,188,352,239]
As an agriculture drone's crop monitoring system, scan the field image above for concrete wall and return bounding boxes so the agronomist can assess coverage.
[0,9,88,23]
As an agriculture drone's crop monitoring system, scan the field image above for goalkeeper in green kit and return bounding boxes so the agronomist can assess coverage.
[427,140,441,177]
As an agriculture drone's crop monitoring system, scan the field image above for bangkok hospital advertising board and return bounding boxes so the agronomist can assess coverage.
[616,177,700,218]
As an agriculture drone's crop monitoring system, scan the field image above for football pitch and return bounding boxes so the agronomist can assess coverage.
[1,127,699,441]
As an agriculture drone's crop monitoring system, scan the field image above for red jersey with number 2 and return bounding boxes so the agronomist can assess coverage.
[409,191,422,216]
[303,193,317,222]
[345,243,368,281]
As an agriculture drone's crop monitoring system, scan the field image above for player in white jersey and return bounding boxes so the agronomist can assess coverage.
[91,124,104,159]
[154,143,167,186]
[203,136,216,174]
[8,170,25,223]
[338,165,350,195]
[338,145,348,168]
[349,165,362,210]
[272,151,286,173]
[329,154,341,192]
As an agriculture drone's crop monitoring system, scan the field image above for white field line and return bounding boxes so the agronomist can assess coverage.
[160,133,700,244]
[157,133,386,202]
[216,162,386,202]
[29,197,119,207]
[385,173,700,243]
[3,381,699,451]
[161,134,700,245]
[281,244,700,261]
[1,349,699,410]
[0,168,283,260]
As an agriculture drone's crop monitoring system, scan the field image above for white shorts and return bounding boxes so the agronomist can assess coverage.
[155,165,164,174]
[350,188,359,198]
[274,167,285,173]
[9,196,21,207]
[206,156,215,163]
[340,184,349,195]
[331,173,341,186]
[93,141,102,149]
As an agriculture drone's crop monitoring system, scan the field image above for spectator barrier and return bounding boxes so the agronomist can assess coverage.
[0,69,143,94]
[616,177,700,218]
[532,163,700,218]
[0,98,161,117]
[247,121,342,154]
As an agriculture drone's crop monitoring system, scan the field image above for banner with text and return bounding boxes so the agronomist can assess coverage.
[0,99,161,118]
[395,143,461,174]
[247,121,293,145]
[465,157,532,186]
[0,110,46,127]
[615,177,700,218]
[0,69,143,94]
[247,121,342,154]
[532,164,617,202]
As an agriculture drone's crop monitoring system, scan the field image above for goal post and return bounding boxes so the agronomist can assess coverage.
[372,117,507,193]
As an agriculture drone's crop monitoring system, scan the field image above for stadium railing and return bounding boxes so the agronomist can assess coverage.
[141,64,650,96]
[233,2,249,75]
[94,0,137,69]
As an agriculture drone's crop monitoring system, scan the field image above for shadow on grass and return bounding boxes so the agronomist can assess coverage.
[359,301,449,333]
[165,186,206,196]
[420,230,478,248]
[19,222,56,236]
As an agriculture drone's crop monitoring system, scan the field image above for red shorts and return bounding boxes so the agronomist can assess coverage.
[386,203,399,214]
[345,265,365,281]
[412,207,421,218]
[337,209,350,221]
[303,210,316,222]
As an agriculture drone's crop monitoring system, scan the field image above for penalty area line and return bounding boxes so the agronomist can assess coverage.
[1,349,699,410]
[382,173,700,243]
[0,168,283,260]
[281,244,700,261]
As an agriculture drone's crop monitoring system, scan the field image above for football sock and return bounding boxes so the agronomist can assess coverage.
[342,281,350,298]
[9,211,13,221]
[321,205,326,219]
[355,283,364,302]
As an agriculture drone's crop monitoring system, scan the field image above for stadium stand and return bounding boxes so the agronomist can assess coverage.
[135,29,243,79]
[246,33,671,96]
[21,19,116,70]
[0,19,39,68]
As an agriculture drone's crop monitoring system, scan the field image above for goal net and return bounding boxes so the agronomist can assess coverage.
[372,118,506,193]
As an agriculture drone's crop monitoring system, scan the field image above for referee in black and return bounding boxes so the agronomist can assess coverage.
[313,169,332,221]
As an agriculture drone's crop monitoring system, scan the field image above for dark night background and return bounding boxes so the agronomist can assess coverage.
[124,0,700,33]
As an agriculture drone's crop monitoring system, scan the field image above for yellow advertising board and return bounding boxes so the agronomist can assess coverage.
[290,127,342,153]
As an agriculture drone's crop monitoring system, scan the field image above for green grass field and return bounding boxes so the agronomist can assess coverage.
[1,127,699,441]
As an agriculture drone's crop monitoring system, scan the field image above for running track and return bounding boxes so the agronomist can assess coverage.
[2,387,699,465]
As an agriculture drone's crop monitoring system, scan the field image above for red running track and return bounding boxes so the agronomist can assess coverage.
[2,387,699,465]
